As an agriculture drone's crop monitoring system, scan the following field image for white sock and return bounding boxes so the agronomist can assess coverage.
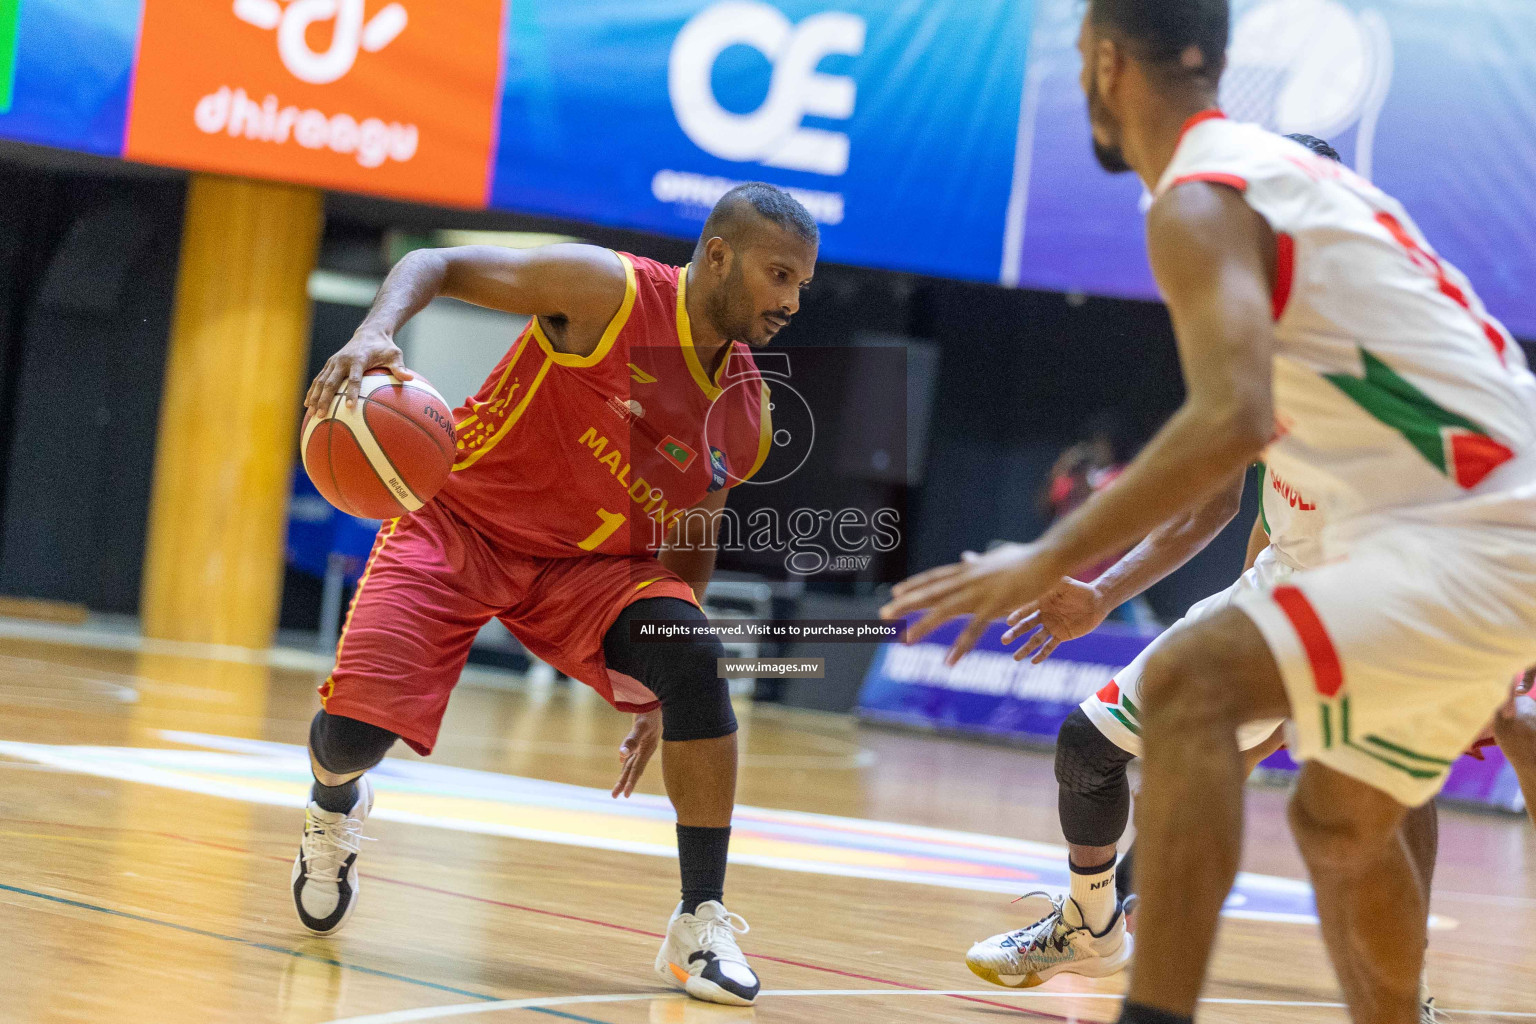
[1068,857,1119,934]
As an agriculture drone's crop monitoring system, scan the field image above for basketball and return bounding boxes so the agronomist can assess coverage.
[301,369,456,520]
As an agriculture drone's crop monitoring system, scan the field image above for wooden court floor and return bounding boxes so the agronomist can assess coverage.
[1,629,1534,1023]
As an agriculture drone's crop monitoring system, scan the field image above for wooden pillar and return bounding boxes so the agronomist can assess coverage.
[141,174,323,648]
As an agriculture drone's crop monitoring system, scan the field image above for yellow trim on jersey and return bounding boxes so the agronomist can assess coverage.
[531,251,637,368]
[452,354,555,471]
[322,517,400,707]
[676,265,725,401]
[456,324,535,430]
[743,383,774,483]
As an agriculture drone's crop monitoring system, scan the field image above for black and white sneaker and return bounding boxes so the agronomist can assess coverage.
[655,900,761,1006]
[291,775,373,935]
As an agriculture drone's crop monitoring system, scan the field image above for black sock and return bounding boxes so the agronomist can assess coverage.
[1118,1001,1193,1024]
[677,824,731,914]
[311,777,359,814]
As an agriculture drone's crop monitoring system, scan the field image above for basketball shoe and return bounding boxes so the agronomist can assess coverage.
[655,900,761,1006]
[291,775,374,935]
[966,892,1132,987]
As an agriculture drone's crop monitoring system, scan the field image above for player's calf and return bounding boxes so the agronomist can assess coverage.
[293,711,397,935]
[605,598,760,1004]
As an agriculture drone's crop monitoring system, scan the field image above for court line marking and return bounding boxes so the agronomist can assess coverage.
[0,882,500,1005]
[318,989,1536,1024]
[9,827,1532,1022]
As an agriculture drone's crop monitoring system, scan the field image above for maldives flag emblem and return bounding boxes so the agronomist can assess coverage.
[658,436,697,471]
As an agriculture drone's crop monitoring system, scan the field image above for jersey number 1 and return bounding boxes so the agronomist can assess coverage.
[579,509,626,551]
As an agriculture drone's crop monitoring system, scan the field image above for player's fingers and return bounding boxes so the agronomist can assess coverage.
[309,363,339,412]
[1011,628,1042,661]
[1031,637,1062,665]
[946,617,990,666]
[885,570,977,619]
[890,562,965,598]
[1016,628,1050,661]
[384,350,417,381]
[345,362,364,408]
[904,600,966,645]
[1002,611,1041,643]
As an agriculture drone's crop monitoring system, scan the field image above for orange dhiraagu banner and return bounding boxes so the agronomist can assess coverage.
[126,0,503,207]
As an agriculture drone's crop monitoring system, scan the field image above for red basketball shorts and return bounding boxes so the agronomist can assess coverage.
[318,499,697,755]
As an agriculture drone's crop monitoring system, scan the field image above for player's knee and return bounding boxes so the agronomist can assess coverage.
[310,711,398,777]
[646,636,738,743]
[1288,772,1404,870]
[1138,629,1245,733]
[1055,708,1133,797]
[1056,709,1134,846]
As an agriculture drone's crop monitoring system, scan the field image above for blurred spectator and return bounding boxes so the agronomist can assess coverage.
[1039,419,1156,629]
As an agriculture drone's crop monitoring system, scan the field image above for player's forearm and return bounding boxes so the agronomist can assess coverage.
[1034,404,1267,583]
[358,249,449,338]
[1243,512,1270,573]
[1090,474,1245,609]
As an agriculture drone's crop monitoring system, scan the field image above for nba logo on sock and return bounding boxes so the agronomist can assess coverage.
[658,436,697,472]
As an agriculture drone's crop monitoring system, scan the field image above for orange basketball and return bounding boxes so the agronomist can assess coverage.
[301,369,456,520]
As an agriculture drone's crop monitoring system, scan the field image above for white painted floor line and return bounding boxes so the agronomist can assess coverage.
[319,988,1536,1024]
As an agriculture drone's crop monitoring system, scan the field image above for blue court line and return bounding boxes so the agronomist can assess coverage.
[0,882,615,1023]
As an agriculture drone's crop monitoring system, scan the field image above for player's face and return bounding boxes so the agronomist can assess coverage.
[715,230,817,348]
[1078,16,1132,174]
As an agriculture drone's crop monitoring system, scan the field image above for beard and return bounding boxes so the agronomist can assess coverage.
[1093,138,1132,174]
[1086,69,1132,174]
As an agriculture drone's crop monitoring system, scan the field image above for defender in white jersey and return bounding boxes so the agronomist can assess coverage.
[885,3,1536,1022]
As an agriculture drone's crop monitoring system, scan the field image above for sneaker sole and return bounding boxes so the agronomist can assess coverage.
[656,960,757,1007]
[966,933,1134,989]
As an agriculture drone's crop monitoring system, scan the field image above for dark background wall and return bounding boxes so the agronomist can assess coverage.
[0,166,185,613]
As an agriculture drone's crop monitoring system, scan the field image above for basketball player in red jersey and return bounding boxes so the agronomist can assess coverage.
[291,183,817,1006]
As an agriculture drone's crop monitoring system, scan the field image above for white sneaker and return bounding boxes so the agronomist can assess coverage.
[655,901,761,1006]
[966,892,1132,988]
[291,775,374,935]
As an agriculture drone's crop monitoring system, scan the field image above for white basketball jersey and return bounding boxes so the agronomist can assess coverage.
[1257,461,1324,570]
[1156,113,1536,547]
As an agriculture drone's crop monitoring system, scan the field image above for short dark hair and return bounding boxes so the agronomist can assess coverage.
[1284,133,1342,163]
[1089,0,1229,87]
[695,182,819,259]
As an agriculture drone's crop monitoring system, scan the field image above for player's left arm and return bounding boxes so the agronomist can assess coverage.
[659,489,729,599]
[884,182,1277,659]
[1244,509,1270,573]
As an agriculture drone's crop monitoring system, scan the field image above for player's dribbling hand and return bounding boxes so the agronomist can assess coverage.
[1001,576,1108,664]
[305,328,417,413]
[881,542,1065,666]
[612,708,661,799]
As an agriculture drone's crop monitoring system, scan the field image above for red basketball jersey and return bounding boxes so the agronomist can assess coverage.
[437,253,772,558]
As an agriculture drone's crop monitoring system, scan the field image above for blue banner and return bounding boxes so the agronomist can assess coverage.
[860,616,1527,813]
[0,0,138,155]
[490,0,1032,283]
[1010,0,1536,338]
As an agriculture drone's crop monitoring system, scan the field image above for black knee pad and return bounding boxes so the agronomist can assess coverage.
[310,711,399,776]
[1055,708,1135,847]
[604,598,737,742]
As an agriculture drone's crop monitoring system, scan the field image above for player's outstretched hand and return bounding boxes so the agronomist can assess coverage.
[881,542,1063,666]
[613,708,661,798]
[306,327,417,414]
[1001,576,1108,663]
